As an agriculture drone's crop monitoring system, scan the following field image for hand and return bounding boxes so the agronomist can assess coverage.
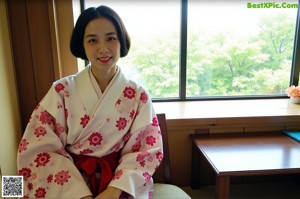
[95,187,123,199]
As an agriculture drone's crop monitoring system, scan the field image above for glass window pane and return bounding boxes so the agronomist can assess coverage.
[187,0,298,97]
[84,0,180,98]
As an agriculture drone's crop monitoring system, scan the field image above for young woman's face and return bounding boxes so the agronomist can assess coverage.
[83,17,121,72]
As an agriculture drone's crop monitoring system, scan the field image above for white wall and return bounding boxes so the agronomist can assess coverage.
[0,0,22,177]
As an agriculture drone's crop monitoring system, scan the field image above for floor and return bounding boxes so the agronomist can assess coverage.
[181,181,300,199]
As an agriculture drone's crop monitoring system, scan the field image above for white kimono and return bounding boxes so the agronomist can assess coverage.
[17,66,163,199]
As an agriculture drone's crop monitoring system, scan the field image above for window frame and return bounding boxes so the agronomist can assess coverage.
[81,0,300,102]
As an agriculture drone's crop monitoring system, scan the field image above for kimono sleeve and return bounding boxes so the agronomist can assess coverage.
[17,83,92,198]
[108,89,163,198]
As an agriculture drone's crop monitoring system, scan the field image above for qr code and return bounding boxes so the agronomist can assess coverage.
[2,176,23,198]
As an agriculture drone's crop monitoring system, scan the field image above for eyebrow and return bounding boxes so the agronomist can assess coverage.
[85,32,117,38]
[106,32,117,36]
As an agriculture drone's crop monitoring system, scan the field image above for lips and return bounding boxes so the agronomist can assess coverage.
[98,57,111,64]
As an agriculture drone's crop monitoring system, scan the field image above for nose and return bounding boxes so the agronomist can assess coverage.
[98,40,109,53]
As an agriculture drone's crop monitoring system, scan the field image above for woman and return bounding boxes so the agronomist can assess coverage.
[17,5,163,199]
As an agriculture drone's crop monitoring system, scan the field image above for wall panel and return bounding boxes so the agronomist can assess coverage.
[7,0,57,130]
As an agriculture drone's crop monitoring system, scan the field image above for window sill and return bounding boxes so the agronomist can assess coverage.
[153,99,300,131]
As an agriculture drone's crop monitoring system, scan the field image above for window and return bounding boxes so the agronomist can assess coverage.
[82,0,299,101]
[84,0,180,99]
[187,0,298,98]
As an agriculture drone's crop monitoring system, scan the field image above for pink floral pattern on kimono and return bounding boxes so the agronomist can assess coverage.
[17,66,163,199]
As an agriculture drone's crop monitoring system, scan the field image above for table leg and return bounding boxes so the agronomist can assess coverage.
[215,176,230,199]
[191,143,201,189]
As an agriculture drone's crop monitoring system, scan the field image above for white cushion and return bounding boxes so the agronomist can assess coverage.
[153,183,191,199]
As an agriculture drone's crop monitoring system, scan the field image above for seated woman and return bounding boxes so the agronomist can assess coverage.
[17,5,163,199]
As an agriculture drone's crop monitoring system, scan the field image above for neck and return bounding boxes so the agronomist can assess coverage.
[91,65,117,92]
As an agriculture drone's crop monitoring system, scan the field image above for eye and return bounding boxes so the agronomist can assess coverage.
[107,36,118,42]
[87,38,97,44]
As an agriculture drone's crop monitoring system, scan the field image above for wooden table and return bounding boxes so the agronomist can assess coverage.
[190,133,300,199]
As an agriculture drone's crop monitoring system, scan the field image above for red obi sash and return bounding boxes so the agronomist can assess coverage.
[71,151,121,197]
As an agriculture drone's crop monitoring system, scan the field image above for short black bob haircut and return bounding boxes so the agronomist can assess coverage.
[70,5,131,60]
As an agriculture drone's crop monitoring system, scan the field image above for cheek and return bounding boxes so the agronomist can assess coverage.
[83,44,89,55]
[84,45,96,57]
[112,43,121,55]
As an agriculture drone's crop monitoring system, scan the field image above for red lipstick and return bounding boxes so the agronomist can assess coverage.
[98,57,111,64]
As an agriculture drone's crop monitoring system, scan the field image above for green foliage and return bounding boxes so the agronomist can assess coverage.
[123,12,296,98]
[124,34,180,98]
